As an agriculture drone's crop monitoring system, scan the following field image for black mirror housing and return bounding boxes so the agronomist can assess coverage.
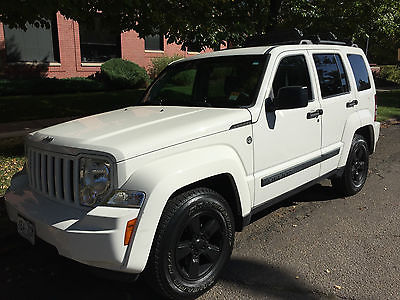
[275,86,309,110]
[265,97,276,112]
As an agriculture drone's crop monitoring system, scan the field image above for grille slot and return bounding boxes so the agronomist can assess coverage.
[27,147,79,206]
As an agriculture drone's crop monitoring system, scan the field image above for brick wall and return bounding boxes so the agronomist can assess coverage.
[0,24,6,71]
[0,12,210,79]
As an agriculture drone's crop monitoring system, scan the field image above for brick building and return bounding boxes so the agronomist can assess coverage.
[0,12,209,79]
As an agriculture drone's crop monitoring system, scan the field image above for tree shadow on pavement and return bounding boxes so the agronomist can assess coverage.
[219,258,322,299]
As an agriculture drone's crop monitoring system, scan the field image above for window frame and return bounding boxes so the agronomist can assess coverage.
[3,16,60,63]
[312,52,352,100]
[78,16,121,63]
[144,34,164,52]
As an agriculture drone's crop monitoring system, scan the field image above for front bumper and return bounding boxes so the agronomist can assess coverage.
[5,172,140,273]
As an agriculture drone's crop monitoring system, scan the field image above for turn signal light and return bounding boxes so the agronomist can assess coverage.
[124,218,137,245]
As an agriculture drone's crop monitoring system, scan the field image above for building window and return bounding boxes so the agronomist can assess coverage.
[145,34,164,51]
[79,17,121,63]
[3,17,60,63]
[187,45,201,53]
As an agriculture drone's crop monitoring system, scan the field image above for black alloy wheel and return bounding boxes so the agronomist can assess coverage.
[331,134,369,196]
[174,211,225,281]
[144,188,234,299]
[350,142,368,188]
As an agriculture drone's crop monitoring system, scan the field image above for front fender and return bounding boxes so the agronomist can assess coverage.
[120,145,251,273]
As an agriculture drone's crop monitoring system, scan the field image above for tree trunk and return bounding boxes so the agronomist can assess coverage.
[268,0,283,29]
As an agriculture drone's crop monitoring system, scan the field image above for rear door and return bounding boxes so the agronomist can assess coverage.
[309,50,355,175]
[346,53,375,119]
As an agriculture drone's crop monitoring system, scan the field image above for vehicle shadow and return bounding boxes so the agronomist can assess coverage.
[0,233,159,300]
[218,258,321,299]
[251,181,341,223]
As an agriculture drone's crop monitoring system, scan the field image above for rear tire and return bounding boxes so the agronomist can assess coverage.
[331,134,369,196]
[144,188,235,299]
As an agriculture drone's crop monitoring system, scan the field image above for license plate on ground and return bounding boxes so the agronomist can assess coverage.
[17,215,35,245]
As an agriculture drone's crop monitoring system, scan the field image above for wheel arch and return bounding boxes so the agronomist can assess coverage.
[355,125,375,154]
[121,145,252,273]
[169,173,246,232]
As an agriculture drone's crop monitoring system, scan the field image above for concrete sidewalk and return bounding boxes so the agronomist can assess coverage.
[0,117,76,139]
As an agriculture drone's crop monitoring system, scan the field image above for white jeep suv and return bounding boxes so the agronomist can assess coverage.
[5,42,380,299]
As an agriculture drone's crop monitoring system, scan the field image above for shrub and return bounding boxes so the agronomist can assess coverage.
[374,65,400,87]
[148,55,184,79]
[101,58,149,89]
[171,69,196,86]
[0,77,106,96]
[4,63,48,79]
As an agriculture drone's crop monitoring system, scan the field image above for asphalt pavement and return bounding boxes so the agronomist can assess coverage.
[0,125,399,300]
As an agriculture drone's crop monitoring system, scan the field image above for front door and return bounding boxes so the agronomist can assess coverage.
[253,51,322,208]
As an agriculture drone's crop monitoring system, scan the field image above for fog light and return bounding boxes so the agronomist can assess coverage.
[106,190,145,208]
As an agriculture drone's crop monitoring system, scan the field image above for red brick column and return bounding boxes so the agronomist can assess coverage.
[0,23,6,71]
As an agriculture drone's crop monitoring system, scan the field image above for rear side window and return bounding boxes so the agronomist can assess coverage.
[347,54,371,91]
[313,54,350,98]
[272,55,313,100]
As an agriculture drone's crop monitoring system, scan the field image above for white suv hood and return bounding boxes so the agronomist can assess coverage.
[31,106,251,162]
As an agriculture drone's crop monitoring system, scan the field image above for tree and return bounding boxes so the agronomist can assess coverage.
[280,0,400,63]
[0,0,286,50]
[1,0,399,62]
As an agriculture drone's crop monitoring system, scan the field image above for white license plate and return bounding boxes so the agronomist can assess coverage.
[17,215,35,245]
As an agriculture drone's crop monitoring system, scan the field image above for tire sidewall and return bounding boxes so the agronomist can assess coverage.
[345,136,369,193]
[157,191,234,298]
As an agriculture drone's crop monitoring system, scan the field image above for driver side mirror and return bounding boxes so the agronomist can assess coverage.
[265,97,275,112]
[265,86,309,112]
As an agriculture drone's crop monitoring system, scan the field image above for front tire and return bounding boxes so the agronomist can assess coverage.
[144,188,235,299]
[332,134,369,196]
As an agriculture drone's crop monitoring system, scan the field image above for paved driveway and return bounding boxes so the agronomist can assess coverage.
[1,125,399,299]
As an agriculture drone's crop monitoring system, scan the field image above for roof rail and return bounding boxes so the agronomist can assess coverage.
[244,30,358,48]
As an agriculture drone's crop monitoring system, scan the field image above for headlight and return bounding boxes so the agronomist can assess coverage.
[79,157,112,206]
[106,190,146,208]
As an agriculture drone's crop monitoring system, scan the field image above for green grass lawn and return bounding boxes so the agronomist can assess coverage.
[376,90,400,122]
[0,137,25,197]
[0,89,145,123]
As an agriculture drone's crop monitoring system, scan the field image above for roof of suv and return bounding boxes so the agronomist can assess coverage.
[176,44,363,64]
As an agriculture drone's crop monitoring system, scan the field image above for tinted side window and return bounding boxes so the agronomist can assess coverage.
[335,54,350,93]
[272,55,312,100]
[347,54,371,91]
[313,54,349,98]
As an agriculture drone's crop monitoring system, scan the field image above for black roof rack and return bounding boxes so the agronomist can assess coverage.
[244,30,358,48]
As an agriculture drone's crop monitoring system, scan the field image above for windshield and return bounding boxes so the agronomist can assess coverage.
[141,55,267,108]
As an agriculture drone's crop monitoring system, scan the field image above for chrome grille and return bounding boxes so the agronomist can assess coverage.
[27,147,80,206]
